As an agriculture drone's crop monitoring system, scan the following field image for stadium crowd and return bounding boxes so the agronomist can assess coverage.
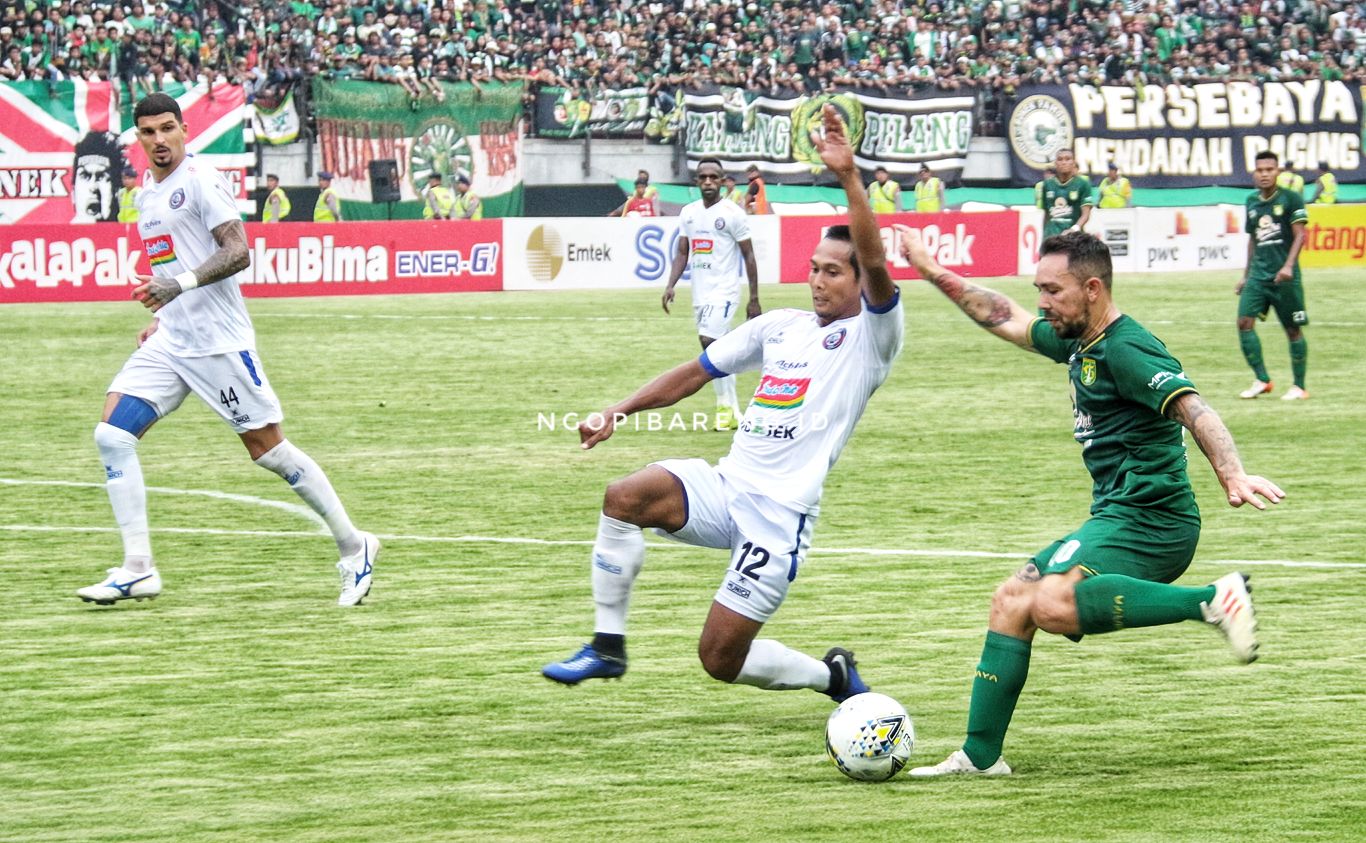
[3,0,1366,134]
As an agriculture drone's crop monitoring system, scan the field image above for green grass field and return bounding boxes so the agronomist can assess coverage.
[2,269,1364,842]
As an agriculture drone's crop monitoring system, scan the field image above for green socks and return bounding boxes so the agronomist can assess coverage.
[962,631,1032,770]
[1289,336,1308,388]
[1074,574,1215,634]
[1239,329,1270,382]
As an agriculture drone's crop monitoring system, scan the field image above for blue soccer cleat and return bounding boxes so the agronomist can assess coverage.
[823,647,869,702]
[542,644,627,685]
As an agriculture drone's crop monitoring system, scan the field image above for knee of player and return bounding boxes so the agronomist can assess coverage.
[602,478,646,521]
[989,576,1033,621]
[94,420,139,450]
[697,640,743,683]
[1031,578,1079,634]
[1237,318,1256,332]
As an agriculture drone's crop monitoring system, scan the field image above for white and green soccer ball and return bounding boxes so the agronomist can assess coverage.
[825,692,915,782]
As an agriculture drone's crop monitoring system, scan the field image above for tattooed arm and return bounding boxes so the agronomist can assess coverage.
[1165,392,1285,510]
[133,220,249,312]
[892,223,1036,347]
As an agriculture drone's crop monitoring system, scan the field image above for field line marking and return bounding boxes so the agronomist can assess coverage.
[0,477,327,530]
[2,522,1362,569]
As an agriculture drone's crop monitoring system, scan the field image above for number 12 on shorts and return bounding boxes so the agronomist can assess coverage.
[734,541,770,580]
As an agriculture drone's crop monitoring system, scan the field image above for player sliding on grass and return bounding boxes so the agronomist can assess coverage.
[898,227,1284,777]
[543,104,903,701]
[78,92,378,608]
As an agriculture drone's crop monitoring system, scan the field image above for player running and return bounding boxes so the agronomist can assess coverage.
[662,158,761,432]
[543,105,903,703]
[898,227,1283,777]
[79,93,378,608]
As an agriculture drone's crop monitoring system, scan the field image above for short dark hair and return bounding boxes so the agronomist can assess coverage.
[133,92,182,123]
[266,173,280,181]
[1040,230,1113,290]
[696,157,723,173]
[822,224,860,280]
[1255,150,1279,165]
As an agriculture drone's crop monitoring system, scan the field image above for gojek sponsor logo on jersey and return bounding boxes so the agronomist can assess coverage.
[240,236,389,284]
[753,375,811,410]
[0,236,141,288]
[144,234,177,267]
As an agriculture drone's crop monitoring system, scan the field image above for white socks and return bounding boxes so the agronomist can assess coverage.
[254,439,361,556]
[734,639,832,691]
[94,422,153,573]
[713,373,738,410]
[591,513,645,635]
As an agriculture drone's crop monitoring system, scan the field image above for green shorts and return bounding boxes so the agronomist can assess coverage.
[1033,508,1201,584]
[1239,278,1308,330]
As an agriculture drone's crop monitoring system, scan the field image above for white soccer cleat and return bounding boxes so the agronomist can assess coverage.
[909,749,1012,778]
[77,566,162,605]
[1280,386,1309,401]
[1239,379,1273,399]
[336,531,379,607]
[1201,572,1259,663]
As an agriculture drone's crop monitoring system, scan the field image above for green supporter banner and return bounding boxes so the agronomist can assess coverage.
[1008,81,1366,188]
[683,85,974,184]
[533,85,650,138]
[313,79,525,219]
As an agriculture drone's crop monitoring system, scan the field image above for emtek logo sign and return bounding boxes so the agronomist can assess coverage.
[524,224,613,282]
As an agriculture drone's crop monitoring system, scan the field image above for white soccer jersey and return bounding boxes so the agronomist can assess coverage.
[137,155,252,356]
[678,197,750,304]
[700,292,904,515]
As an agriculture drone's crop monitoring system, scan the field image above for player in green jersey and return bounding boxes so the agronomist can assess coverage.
[1038,148,1094,239]
[1238,150,1310,401]
[896,227,1284,777]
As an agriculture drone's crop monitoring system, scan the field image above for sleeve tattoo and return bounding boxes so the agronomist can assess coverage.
[193,220,251,286]
[933,272,1014,327]
[1168,394,1243,480]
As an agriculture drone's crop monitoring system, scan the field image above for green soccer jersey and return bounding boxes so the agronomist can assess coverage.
[1028,315,1200,520]
[1245,186,1308,283]
[1040,176,1094,238]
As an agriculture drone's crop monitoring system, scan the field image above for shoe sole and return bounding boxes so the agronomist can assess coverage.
[1224,573,1259,664]
[541,672,625,686]
[79,593,158,605]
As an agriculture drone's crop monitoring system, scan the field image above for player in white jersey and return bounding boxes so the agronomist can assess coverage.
[78,93,378,608]
[662,158,761,432]
[544,106,903,701]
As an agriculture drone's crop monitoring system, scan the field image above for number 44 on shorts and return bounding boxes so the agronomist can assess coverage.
[219,387,240,408]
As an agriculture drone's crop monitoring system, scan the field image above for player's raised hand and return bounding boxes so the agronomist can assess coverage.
[661,286,676,314]
[813,104,855,176]
[579,409,619,450]
[892,223,936,277]
[1225,473,1285,510]
[136,318,160,347]
[132,274,186,312]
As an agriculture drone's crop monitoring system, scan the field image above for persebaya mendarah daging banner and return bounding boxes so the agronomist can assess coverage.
[683,87,973,184]
[1008,82,1366,188]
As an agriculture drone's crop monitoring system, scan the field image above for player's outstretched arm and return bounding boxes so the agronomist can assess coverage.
[132,220,249,312]
[813,104,895,308]
[1166,392,1285,509]
[578,359,713,450]
[894,223,1034,347]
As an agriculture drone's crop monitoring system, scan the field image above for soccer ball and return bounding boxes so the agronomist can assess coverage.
[825,692,915,782]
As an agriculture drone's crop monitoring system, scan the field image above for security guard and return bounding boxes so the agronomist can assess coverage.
[1097,162,1132,208]
[422,172,455,219]
[313,170,343,222]
[867,166,901,213]
[1310,163,1337,204]
[913,164,944,212]
[116,167,141,223]
[454,174,483,220]
[262,173,291,222]
[1276,166,1305,197]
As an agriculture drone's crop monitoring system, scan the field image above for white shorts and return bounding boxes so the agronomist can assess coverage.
[652,457,815,623]
[108,342,283,433]
[693,297,739,341]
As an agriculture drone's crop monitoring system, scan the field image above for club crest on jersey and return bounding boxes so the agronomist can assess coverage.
[823,327,847,350]
[753,375,810,410]
[1080,357,1097,386]
[143,234,177,266]
[169,188,186,209]
[714,217,726,231]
